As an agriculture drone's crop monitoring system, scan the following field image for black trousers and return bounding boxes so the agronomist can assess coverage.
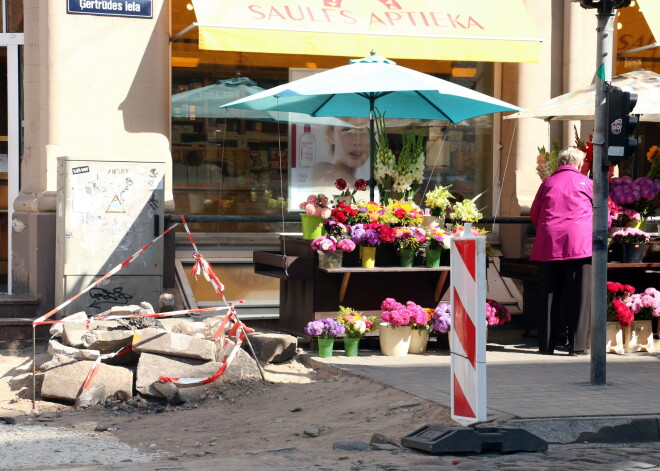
[536,258,592,354]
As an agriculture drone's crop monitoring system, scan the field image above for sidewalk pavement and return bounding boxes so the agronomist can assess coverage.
[301,327,660,444]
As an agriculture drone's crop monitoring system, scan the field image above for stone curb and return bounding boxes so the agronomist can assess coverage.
[300,353,660,445]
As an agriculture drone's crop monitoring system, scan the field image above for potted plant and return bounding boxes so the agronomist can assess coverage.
[448,197,484,226]
[304,318,345,358]
[299,194,332,240]
[624,287,660,353]
[311,220,356,269]
[336,306,377,357]
[606,281,636,354]
[609,227,650,264]
[393,226,426,267]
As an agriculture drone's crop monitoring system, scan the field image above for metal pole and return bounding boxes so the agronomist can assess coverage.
[590,3,615,386]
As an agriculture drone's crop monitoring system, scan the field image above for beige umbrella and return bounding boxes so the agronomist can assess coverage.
[505,69,660,122]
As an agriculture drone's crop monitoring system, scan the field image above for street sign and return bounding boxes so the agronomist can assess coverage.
[67,0,153,19]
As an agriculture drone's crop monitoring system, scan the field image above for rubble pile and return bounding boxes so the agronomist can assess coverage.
[38,302,269,408]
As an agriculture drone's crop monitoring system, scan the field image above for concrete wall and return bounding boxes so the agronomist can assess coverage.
[12,0,172,309]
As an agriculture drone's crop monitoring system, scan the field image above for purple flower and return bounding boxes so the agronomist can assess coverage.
[304,318,345,338]
[432,304,451,333]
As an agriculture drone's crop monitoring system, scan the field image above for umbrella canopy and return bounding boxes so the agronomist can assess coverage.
[172,76,353,126]
[505,69,660,122]
[221,53,522,200]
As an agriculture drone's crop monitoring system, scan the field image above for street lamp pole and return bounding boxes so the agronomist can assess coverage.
[578,0,622,385]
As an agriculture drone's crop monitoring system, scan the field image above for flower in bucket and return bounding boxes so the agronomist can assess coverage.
[609,176,660,219]
[304,318,345,339]
[336,306,377,338]
[432,303,451,334]
[381,200,424,226]
[380,298,427,328]
[424,185,455,218]
[351,223,384,247]
[606,281,636,327]
[329,201,358,224]
[426,226,452,250]
[322,220,356,253]
[299,193,332,218]
[625,287,660,321]
[353,201,385,224]
[449,196,484,224]
[609,227,650,245]
[335,178,368,201]
[393,226,427,251]
[485,299,511,326]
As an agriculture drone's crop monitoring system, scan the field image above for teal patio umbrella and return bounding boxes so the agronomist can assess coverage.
[221,53,523,200]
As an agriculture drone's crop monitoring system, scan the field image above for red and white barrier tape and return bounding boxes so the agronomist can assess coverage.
[181,215,226,299]
[33,302,244,326]
[33,223,179,325]
[158,308,253,385]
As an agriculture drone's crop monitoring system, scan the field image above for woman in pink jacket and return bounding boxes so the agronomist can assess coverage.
[530,147,593,356]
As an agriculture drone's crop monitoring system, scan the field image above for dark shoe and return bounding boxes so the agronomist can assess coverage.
[568,349,590,356]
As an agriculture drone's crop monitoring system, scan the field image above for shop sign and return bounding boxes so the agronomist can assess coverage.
[67,0,153,19]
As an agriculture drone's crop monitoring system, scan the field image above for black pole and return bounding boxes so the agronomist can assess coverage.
[588,0,616,386]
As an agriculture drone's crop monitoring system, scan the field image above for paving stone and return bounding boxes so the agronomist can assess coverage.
[82,329,134,353]
[247,331,297,364]
[61,324,89,348]
[132,328,216,361]
[41,360,133,403]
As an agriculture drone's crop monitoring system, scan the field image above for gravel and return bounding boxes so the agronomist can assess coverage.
[0,424,159,470]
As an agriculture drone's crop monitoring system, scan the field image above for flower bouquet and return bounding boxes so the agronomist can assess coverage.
[379,298,428,356]
[432,303,451,334]
[299,193,332,240]
[374,113,425,204]
[486,299,511,326]
[304,318,345,358]
[336,306,376,356]
[334,178,368,205]
[329,201,358,225]
[393,226,426,267]
[424,184,455,218]
[609,176,660,221]
[448,196,484,224]
[381,200,424,226]
[625,287,660,321]
[353,201,385,224]
[425,226,451,267]
[606,282,635,327]
[312,221,356,269]
[536,141,560,182]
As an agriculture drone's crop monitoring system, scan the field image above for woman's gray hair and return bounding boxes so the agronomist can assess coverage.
[557,147,586,168]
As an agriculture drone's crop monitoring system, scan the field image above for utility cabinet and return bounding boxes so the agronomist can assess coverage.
[55,158,166,316]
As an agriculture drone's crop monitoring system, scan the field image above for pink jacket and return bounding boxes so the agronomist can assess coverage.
[530,165,593,261]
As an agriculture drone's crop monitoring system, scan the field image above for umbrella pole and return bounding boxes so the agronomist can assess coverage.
[369,100,376,202]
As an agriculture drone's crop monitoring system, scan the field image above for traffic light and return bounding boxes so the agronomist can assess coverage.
[606,86,638,166]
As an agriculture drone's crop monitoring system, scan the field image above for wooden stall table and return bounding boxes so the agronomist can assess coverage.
[253,236,451,336]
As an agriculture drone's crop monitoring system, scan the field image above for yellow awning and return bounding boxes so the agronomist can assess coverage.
[637,0,660,42]
[188,0,541,63]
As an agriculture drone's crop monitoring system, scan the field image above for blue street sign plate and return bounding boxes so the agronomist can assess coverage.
[67,0,152,19]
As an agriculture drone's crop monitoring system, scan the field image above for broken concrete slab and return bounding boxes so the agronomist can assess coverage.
[82,329,134,353]
[132,328,216,361]
[135,353,222,400]
[62,324,90,348]
[49,311,88,337]
[75,384,106,409]
[247,332,297,364]
[48,339,100,361]
[38,354,78,371]
[41,361,133,403]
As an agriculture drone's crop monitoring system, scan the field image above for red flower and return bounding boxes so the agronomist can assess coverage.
[331,208,347,223]
[354,178,368,191]
[613,299,634,326]
[623,285,635,294]
[395,208,407,219]
[606,282,620,293]
[335,178,347,191]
